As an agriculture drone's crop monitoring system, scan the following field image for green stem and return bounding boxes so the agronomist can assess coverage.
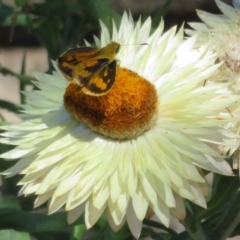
[143,219,177,236]
[0,64,34,85]
[72,224,86,240]
[20,81,25,104]
[181,208,207,240]
[20,52,27,104]
[0,100,22,113]
[208,191,240,240]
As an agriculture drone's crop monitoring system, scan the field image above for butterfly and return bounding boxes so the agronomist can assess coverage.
[57,42,120,96]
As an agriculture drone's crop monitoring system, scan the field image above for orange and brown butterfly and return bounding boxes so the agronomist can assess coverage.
[57,42,120,96]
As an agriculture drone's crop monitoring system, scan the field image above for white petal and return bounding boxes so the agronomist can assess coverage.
[215,0,236,17]
[67,204,85,224]
[126,202,142,239]
[85,200,106,228]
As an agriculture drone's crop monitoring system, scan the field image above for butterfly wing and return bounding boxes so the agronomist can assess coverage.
[57,45,118,96]
[73,58,110,86]
[57,46,99,80]
[82,60,117,96]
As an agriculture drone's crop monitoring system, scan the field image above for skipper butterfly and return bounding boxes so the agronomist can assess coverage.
[57,42,120,96]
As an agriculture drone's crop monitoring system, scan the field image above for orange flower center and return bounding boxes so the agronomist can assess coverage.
[64,67,158,140]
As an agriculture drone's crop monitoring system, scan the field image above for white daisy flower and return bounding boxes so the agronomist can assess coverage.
[0,12,238,238]
[186,0,240,166]
[186,0,240,75]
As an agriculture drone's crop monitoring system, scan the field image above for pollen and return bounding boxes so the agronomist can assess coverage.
[64,67,158,140]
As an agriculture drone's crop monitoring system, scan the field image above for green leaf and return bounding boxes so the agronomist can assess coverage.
[0,100,21,113]
[19,52,27,104]
[14,0,27,7]
[0,2,28,27]
[0,170,22,196]
[206,191,240,240]
[228,220,240,238]
[0,229,30,240]
[102,226,127,240]
[72,224,86,240]
[0,142,12,158]
[141,227,170,240]
[0,196,21,210]
[70,0,121,46]
[157,0,175,16]
[0,207,84,232]
[143,219,177,235]
[0,121,10,126]
[1,13,28,26]
[180,208,206,240]
[30,1,71,16]
[33,231,71,240]
[88,0,121,28]
[87,223,130,240]
[0,64,34,85]
[28,16,63,59]
[0,4,14,23]
[151,0,174,32]
[152,0,175,28]
[170,231,191,240]
[58,0,121,57]
[194,173,239,221]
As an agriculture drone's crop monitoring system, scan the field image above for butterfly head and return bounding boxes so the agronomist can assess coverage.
[107,42,121,55]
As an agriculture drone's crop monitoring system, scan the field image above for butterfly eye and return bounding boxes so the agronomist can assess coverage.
[115,45,120,54]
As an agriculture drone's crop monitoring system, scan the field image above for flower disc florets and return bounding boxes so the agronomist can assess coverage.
[64,67,158,140]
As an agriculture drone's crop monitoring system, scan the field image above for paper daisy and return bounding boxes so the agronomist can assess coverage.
[0,13,238,238]
[186,0,240,163]
[186,0,240,75]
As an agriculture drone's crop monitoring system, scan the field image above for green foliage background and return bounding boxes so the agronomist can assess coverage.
[0,0,240,239]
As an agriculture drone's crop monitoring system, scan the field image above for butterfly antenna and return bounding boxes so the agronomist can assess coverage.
[121,43,148,46]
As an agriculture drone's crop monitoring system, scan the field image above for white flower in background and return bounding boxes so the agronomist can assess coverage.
[186,0,240,167]
[0,12,238,238]
[186,0,240,74]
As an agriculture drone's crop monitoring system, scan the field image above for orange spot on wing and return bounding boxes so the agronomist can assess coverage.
[91,77,107,89]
